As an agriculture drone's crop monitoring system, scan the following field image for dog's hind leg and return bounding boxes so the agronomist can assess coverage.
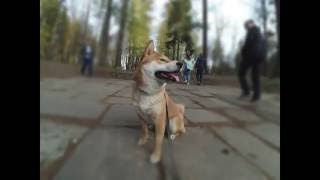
[137,112,149,146]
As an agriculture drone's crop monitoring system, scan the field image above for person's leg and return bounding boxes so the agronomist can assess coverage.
[87,59,93,77]
[251,63,261,101]
[196,70,200,84]
[199,69,203,84]
[81,60,86,75]
[187,70,191,83]
[188,70,191,83]
[88,61,93,77]
[238,61,250,97]
[183,69,188,82]
[196,70,199,81]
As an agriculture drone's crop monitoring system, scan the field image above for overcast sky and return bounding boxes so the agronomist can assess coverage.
[65,0,275,64]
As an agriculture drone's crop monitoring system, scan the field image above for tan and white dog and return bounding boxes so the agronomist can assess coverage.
[132,40,186,164]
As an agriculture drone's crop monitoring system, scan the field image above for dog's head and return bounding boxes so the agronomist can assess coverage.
[133,40,183,87]
[168,103,186,140]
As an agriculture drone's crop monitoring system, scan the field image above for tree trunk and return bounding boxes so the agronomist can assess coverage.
[128,45,131,71]
[98,0,113,66]
[83,1,92,40]
[172,41,176,60]
[176,40,180,61]
[134,56,139,70]
[114,0,130,68]
[275,0,280,48]
[261,0,268,36]
[275,0,280,78]
[202,0,208,74]
[125,54,128,70]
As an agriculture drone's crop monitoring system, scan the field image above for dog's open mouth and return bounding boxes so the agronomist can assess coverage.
[155,71,180,82]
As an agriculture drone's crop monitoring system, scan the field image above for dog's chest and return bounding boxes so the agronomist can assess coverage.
[133,92,163,117]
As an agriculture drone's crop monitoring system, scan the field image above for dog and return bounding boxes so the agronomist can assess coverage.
[132,40,186,164]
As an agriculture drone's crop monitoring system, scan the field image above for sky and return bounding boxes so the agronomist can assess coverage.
[65,0,275,65]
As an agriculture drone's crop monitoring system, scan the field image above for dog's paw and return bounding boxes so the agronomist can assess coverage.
[170,134,176,140]
[150,153,160,164]
[137,138,148,146]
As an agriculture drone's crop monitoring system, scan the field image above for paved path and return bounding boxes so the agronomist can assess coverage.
[40,77,280,180]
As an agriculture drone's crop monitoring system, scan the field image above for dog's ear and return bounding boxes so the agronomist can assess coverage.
[177,104,185,113]
[143,40,155,57]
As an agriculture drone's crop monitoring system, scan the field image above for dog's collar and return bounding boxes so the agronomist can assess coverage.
[138,87,162,96]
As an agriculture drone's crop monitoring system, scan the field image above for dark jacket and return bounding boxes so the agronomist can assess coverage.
[195,56,206,71]
[81,45,95,62]
[242,26,267,62]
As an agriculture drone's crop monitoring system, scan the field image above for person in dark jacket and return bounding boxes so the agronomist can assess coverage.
[80,42,95,77]
[238,19,267,102]
[195,53,206,85]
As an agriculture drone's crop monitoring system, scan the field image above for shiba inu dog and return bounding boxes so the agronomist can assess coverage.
[132,40,186,164]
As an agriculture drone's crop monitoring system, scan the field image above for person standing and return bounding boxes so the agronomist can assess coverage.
[80,41,95,77]
[183,51,196,85]
[238,19,267,102]
[195,53,206,85]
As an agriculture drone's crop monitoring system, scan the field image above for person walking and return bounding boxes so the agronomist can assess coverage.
[80,41,95,77]
[195,53,206,85]
[238,19,267,102]
[183,51,196,85]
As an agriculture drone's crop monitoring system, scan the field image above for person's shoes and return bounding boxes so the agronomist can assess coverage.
[187,82,190,85]
[250,96,260,103]
[238,93,250,100]
[184,80,187,83]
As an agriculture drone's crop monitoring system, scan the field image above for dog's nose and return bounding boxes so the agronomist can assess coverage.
[176,62,183,68]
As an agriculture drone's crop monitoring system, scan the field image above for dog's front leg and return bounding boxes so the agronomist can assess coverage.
[150,114,166,164]
[137,112,149,146]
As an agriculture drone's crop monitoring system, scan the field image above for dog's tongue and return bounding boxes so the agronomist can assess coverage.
[167,72,180,82]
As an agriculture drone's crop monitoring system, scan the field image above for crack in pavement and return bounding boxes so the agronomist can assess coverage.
[40,88,127,180]
[40,122,94,180]
[180,88,280,153]
[207,127,275,180]
[211,93,280,126]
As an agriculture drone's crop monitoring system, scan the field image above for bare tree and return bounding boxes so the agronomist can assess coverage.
[257,0,268,36]
[275,0,279,47]
[83,0,92,40]
[273,0,280,78]
[114,0,130,68]
[98,0,113,66]
[69,0,77,21]
[230,25,238,57]
[202,0,208,73]
[211,13,228,70]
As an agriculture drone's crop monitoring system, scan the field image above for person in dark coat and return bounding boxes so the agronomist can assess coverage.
[238,19,267,102]
[195,53,206,85]
[80,42,95,77]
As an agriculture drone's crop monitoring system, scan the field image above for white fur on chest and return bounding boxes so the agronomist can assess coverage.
[133,91,164,120]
